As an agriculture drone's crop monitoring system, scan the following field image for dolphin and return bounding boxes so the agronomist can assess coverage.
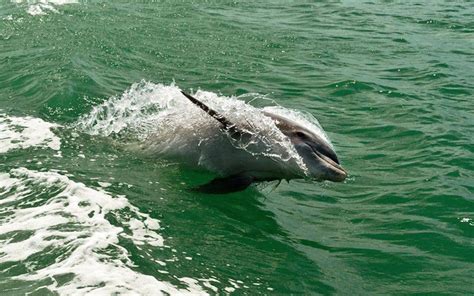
[179,91,347,194]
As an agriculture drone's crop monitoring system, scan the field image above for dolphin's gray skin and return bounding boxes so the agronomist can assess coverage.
[180,91,347,194]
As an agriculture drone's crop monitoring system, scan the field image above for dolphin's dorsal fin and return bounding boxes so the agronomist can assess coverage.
[181,91,244,138]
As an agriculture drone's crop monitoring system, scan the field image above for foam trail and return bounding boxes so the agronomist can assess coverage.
[11,0,78,16]
[0,168,210,295]
[0,113,60,154]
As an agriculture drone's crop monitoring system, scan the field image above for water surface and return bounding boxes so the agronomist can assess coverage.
[1,1,473,294]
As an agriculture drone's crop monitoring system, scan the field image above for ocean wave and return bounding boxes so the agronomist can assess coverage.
[0,167,213,295]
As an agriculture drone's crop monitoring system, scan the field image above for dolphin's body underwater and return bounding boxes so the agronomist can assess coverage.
[171,91,347,194]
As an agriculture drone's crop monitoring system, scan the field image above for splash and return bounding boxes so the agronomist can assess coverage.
[75,81,180,140]
[0,113,60,154]
[75,81,317,176]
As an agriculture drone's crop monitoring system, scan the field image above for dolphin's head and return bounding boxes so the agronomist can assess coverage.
[289,129,347,182]
[263,111,347,182]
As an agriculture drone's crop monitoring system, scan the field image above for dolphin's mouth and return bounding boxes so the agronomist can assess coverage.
[313,150,347,182]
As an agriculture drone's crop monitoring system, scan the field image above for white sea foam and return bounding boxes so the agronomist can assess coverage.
[0,113,60,153]
[460,217,473,226]
[0,168,211,295]
[12,0,77,16]
[74,81,336,177]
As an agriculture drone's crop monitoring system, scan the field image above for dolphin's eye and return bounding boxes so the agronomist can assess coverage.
[295,131,307,138]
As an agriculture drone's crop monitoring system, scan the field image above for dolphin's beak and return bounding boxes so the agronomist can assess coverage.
[313,150,347,182]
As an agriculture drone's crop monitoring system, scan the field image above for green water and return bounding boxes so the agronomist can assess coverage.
[1,1,473,295]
